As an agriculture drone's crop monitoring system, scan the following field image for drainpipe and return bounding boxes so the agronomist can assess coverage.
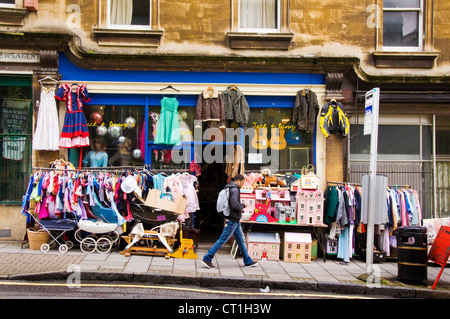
[433,114,437,219]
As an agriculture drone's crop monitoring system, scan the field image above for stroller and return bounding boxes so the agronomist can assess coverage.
[27,213,78,254]
[74,192,120,254]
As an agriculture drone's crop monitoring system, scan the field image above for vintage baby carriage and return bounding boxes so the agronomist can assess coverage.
[121,192,180,256]
[74,192,121,254]
[122,190,198,259]
[27,212,78,254]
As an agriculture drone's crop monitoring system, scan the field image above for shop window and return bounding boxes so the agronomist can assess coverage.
[382,0,423,51]
[147,105,194,169]
[82,105,145,168]
[0,75,32,203]
[245,108,313,171]
[349,122,434,218]
[350,124,420,159]
[108,0,150,29]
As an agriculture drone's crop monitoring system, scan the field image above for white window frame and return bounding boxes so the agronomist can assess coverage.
[106,0,151,30]
[0,0,15,9]
[382,0,424,52]
[238,0,281,33]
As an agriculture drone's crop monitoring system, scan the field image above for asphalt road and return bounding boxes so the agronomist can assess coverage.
[0,280,384,299]
[0,281,399,317]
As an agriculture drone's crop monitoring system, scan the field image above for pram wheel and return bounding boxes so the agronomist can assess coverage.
[66,240,74,250]
[59,244,69,254]
[40,243,50,253]
[80,237,97,254]
[96,237,112,254]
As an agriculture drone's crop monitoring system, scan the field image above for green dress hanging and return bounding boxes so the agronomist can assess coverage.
[154,97,181,145]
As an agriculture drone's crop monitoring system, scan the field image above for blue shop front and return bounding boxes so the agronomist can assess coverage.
[53,53,328,230]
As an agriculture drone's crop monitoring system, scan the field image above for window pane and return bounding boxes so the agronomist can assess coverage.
[350,125,420,155]
[240,0,277,29]
[383,11,419,47]
[0,0,15,4]
[83,104,146,167]
[384,0,420,9]
[110,0,150,26]
[245,108,313,171]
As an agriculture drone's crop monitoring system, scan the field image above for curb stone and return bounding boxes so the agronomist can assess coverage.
[5,270,448,299]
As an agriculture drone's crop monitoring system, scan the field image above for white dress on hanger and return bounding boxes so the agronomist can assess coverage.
[33,85,60,151]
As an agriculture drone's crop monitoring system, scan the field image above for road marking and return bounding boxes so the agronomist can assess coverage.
[0,281,375,299]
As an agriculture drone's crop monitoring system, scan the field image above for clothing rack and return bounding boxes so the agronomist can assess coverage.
[326,181,361,186]
[388,185,410,189]
[32,166,190,174]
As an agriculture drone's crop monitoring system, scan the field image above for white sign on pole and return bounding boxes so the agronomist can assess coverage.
[365,87,380,277]
[364,92,373,136]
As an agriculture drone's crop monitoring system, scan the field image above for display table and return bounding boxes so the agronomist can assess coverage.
[239,220,328,262]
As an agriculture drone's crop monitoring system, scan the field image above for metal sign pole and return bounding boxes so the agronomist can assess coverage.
[364,88,380,276]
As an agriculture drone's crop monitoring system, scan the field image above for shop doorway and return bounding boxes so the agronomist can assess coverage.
[195,162,228,245]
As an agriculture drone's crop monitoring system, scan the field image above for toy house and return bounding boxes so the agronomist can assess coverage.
[240,192,255,221]
[296,189,324,226]
[251,188,292,223]
[276,203,296,224]
[247,232,280,261]
[283,232,312,263]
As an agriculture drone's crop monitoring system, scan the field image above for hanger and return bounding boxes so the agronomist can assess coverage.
[160,85,179,92]
[230,85,237,91]
[71,82,79,90]
[38,75,59,83]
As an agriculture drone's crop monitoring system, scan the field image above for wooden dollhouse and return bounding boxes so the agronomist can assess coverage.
[296,189,324,226]
[240,192,255,221]
[254,188,290,220]
[247,232,281,261]
[283,232,312,263]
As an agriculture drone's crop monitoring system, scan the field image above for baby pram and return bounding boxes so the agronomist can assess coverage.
[74,192,120,254]
[28,214,78,254]
[121,192,181,257]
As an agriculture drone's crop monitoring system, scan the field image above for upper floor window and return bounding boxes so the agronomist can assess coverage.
[239,0,280,32]
[382,0,423,51]
[108,0,150,29]
[0,0,15,8]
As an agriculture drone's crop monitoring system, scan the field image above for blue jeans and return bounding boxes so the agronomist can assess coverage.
[203,220,253,266]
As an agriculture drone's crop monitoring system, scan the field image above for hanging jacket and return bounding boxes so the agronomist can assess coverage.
[195,88,226,128]
[221,86,250,127]
[291,88,319,133]
[319,101,349,138]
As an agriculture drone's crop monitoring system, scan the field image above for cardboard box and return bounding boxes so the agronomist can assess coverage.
[144,189,187,215]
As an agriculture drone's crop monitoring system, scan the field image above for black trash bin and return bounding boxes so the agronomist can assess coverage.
[396,226,428,284]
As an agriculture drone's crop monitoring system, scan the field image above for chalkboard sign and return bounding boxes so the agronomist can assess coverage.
[0,99,31,133]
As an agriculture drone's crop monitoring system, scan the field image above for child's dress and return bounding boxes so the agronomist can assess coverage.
[55,84,90,148]
[33,84,60,151]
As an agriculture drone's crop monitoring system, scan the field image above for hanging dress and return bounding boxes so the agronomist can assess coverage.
[154,97,181,145]
[33,84,60,151]
[55,83,90,148]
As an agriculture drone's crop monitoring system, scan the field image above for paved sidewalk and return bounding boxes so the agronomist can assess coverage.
[0,242,449,298]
